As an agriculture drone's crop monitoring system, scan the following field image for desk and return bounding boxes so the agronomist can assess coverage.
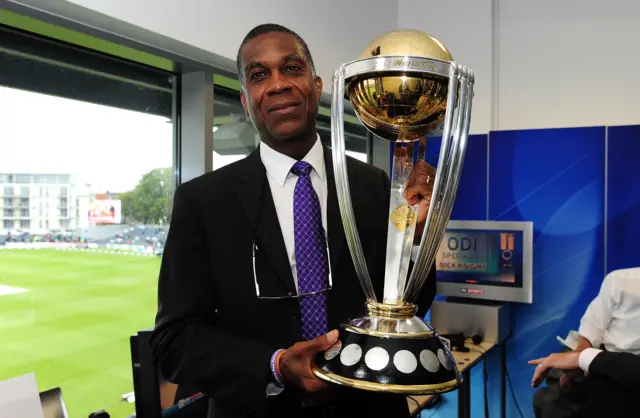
[408,340,506,418]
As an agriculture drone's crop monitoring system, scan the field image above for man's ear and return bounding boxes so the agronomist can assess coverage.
[315,76,323,100]
[240,90,248,113]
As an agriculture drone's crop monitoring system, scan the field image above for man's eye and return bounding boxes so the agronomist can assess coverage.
[249,71,266,80]
[285,65,303,72]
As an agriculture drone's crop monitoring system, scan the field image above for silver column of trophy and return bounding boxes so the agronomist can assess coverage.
[313,29,474,394]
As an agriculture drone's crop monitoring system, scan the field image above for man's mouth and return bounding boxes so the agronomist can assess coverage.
[268,101,300,114]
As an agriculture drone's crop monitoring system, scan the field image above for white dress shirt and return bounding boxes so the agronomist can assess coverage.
[578,267,640,355]
[260,136,328,292]
[578,348,602,372]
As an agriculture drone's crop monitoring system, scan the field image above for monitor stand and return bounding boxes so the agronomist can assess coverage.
[430,297,511,345]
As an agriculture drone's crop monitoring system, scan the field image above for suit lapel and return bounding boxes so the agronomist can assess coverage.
[324,147,346,277]
[233,149,296,296]
[233,146,348,298]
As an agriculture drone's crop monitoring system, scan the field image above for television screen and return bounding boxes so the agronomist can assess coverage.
[436,229,524,289]
[433,221,533,303]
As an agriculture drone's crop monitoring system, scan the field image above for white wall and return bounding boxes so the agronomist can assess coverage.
[398,0,494,135]
[59,0,398,93]
[399,0,640,132]
[498,0,640,131]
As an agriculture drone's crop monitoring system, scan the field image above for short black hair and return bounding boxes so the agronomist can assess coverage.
[236,23,316,87]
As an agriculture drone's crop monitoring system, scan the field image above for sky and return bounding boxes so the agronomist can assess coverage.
[0,86,173,193]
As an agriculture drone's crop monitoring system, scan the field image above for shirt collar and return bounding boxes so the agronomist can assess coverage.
[259,134,326,187]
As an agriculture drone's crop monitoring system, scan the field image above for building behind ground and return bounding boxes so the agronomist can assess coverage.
[0,173,91,234]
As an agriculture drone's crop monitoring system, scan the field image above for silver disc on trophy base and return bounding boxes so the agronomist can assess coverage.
[312,28,474,394]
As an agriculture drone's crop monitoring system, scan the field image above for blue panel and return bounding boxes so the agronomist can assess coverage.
[607,125,640,273]
[487,126,606,417]
[424,134,488,221]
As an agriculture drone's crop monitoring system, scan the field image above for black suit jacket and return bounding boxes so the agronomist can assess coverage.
[150,146,437,418]
[576,351,640,418]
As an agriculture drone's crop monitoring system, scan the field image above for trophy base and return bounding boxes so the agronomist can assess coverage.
[312,301,462,395]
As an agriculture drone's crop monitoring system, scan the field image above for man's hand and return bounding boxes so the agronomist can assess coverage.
[574,335,593,352]
[529,352,580,388]
[404,160,436,240]
[279,330,339,392]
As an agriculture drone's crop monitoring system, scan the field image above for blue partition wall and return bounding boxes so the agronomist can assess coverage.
[382,125,638,417]
[486,126,606,418]
[606,125,640,273]
[425,134,488,221]
[419,124,640,417]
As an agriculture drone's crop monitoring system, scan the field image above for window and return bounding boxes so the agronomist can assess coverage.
[4,198,13,206]
[211,86,256,170]
[16,174,30,184]
[20,198,28,207]
[316,112,369,163]
[0,24,176,417]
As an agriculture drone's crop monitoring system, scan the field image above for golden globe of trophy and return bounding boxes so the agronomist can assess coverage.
[312,29,474,394]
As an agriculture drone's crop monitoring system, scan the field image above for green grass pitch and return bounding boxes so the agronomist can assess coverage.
[0,249,160,417]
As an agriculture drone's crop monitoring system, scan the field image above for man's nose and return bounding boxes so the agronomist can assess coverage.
[266,71,292,95]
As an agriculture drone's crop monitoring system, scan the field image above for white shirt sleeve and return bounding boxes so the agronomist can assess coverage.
[578,348,603,372]
[578,272,618,349]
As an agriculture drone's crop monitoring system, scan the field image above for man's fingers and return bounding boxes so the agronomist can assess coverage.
[306,330,340,354]
[305,376,330,392]
[532,363,548,386]
[559,374,570,387]
[528,358,544,365]
[404,184,433,205]
[414,174,431,185]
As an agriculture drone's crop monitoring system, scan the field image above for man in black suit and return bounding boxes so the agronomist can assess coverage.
[530,349,639,417]
[150,23,437,418]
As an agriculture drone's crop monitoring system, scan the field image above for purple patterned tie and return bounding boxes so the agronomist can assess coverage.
[291,161,329,341]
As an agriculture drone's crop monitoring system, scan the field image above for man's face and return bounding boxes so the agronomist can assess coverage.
[240,32,323,142]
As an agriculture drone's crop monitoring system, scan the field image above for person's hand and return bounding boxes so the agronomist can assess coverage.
[528,352,580,388]
[279,330,339,392]
[404,160,436,241]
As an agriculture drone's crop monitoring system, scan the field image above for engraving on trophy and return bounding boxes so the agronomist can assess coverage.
[369,58,440,72]
[390,203,417,232]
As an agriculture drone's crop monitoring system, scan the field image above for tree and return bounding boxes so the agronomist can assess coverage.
[119,190,137,223]
[121,168,173,225]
